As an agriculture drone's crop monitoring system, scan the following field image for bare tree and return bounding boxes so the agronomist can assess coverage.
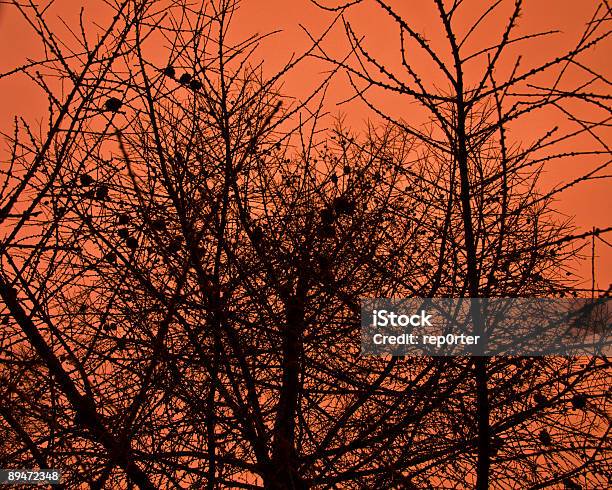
[1,0,610,489]
[311,0,611,488]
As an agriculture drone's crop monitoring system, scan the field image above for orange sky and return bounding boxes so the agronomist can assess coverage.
[1,0,610,287]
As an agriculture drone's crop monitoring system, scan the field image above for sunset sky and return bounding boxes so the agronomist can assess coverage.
[0,2,610,488]
[1,0,610,286]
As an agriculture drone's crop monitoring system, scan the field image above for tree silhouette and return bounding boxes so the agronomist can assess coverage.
[312,0,611,488]
[1,0,610,488]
